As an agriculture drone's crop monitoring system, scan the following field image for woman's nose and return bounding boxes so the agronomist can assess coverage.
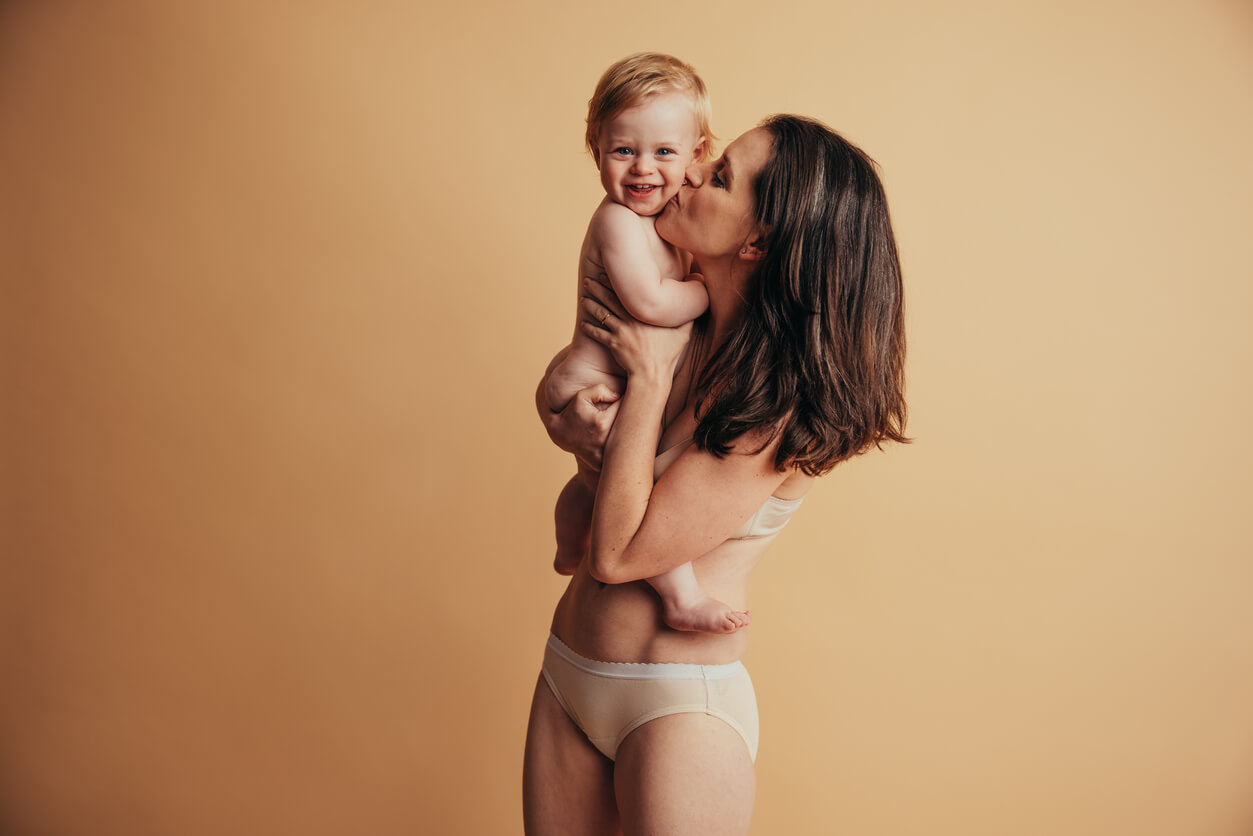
[684,162,705,188]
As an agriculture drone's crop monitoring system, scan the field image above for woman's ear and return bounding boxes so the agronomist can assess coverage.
[738,229,771,262]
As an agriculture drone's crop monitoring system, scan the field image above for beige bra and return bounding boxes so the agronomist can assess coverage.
[653,439,803,541]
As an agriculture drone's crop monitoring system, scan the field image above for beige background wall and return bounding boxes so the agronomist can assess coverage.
[2,1,1251,834]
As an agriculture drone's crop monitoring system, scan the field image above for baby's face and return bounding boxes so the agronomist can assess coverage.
[596,91,704,217]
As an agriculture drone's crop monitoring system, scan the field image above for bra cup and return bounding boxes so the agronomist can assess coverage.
[729,496,803,540]
[655,437,803,541]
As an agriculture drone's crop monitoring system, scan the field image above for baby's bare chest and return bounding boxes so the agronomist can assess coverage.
[579,212,686,282]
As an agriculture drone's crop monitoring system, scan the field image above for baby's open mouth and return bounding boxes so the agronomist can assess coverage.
[626,185,657,197]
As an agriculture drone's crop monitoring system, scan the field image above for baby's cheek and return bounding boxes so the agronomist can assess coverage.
[665,159,690,182]
[659,180,684,201]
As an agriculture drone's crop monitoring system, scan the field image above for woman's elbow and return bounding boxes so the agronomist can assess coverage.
[587,548,632,585]
[586,557,619,585]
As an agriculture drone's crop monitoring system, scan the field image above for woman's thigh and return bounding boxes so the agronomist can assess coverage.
[522,675,619,836]
[613,713,756,836]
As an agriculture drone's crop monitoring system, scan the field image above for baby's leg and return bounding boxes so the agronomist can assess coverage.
[648,564,752,634]
[553,461,599,575]
[546,351,621,575]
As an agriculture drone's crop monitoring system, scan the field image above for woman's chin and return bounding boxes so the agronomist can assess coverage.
[654,210,677,243]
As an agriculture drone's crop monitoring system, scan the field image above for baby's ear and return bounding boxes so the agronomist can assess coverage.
[693,136,708,162]
[591,146,602,169]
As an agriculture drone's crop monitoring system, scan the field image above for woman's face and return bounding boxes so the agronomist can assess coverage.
[655,127,774,260]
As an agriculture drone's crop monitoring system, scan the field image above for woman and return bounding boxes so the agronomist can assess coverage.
[525,115,908,834]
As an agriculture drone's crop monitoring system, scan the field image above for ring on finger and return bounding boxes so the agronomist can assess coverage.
[598,310,610,324]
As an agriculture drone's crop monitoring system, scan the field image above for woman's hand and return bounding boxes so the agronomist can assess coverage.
[534,373,620,470]
[579,277,692,382]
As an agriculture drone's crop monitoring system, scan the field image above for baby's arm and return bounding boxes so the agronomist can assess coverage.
[594,204,708,327]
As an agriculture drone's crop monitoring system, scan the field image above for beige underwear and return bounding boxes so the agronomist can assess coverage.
[541,633,759,762]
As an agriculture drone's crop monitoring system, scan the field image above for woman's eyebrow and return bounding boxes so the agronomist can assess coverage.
[722,154,735,185]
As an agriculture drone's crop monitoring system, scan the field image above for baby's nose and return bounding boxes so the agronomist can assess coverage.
[630,155,655,173]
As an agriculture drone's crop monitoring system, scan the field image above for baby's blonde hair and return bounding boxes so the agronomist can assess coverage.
[585,52,715,164]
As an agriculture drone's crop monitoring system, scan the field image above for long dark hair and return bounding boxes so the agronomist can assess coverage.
[694,115,909,476]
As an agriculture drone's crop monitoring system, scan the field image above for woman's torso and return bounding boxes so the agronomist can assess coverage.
[550,348,812,666]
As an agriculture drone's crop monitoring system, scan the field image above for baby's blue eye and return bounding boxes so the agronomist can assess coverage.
[657,148,675,156]
[613,147,633,156]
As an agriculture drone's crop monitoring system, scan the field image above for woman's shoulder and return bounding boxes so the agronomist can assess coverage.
[772,468,813,501]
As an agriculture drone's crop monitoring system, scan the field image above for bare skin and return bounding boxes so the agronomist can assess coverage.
[552,462,597,576]
[525,129,810,833]
[656,562,752,632]
[523,669,756,836]
[523,676,619,835]
[527,317,799,833]
[614,713,756,834]
[547,93,706,580]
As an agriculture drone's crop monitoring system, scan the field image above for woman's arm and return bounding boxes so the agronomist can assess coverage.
[580,281,791,585]
[592,426,790,584]
[586,345,673,581]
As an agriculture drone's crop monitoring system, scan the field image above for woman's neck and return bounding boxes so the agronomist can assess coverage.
[698,255,752,351]
[671,255,752,422]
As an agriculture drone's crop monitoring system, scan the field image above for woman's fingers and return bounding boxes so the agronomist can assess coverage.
[580,317,608,344]
[580,382,621,409]
[568,384,620,467]
[581,276,628,320]
[578,274,691,377]
[576,385,620,437]
[579,296,620,345]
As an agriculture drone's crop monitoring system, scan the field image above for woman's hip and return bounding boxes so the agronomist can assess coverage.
[539,632,759,762]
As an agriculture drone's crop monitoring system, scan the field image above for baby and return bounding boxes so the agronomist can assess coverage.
[544,53,746,634]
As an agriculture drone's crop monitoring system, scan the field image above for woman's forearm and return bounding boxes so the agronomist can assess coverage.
[587,368,671,583]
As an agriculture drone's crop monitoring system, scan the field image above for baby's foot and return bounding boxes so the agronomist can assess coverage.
[663,595,752,634]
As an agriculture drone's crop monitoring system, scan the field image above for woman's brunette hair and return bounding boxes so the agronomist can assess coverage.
[694,115,909,475]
